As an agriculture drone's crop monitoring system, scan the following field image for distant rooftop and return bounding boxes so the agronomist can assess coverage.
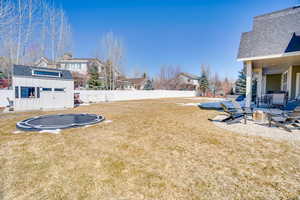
[36,53,103,64]
[178,72,200,80]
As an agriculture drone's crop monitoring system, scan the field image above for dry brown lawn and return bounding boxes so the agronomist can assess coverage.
[0,98,300,200]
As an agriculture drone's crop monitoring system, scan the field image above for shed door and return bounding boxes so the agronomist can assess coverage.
[40,88,55,109]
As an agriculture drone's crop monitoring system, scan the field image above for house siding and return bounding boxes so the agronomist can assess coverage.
[266,74,281,93]
[291,65,300,98]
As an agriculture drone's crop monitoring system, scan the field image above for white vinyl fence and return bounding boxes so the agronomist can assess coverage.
[76,90,196,103]
[0,89,196,107]
[0,90,13,107]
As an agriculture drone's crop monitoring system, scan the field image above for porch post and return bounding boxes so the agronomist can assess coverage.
[262,75,266,95]
[287,65,292,99]
[257,67,263,98]
[245,61,252,107]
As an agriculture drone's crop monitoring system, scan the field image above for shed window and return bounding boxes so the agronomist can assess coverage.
[15,86,19,98]
[54,88,65,92]
[42,88,52,91]
[33,70,61,78]
[21,87,36,98]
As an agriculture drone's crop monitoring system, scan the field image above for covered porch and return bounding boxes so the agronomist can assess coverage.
[244,53,300,107]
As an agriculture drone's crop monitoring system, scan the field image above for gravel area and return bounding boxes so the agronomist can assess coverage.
[213,115,300,143]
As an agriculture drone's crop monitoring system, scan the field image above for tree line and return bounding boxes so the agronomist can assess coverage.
[0,0,71,77]
[153,64,234,96]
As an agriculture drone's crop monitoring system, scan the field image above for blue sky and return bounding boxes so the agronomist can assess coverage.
[55,0,295,79]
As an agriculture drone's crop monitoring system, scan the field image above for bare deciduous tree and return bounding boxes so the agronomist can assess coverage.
[0,0,72,71]
[0,0,14,34]
[221,77,233,95]
[97,32,124,90]
[154,65,181,90]
[210,72,222,96]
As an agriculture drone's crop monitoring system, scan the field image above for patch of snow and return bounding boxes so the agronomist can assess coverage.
[2,107,12,113]
[83,125,93,128]
[184,97,225,101]
[199,100,246,110]
[39,129,61,134]
[12,130,23,134]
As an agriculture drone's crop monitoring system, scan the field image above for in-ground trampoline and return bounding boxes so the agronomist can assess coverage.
[16,113,105,131]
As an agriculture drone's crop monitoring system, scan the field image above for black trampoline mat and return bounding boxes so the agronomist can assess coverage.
[29,114,97,126]
[17,113,105,131]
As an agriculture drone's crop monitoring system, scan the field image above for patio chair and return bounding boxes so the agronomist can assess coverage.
[6,97,13,111]
[271,92,288,108]
[209,101,252,124]
[256,95,272,108]
[267,107,300,132]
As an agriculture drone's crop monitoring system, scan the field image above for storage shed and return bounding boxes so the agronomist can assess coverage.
[12,65,74,111]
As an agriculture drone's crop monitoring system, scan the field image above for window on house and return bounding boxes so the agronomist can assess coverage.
[54,88,65,92]
[21,87,36,98]
[15,86,19,98]
[42,88,52,91]
[33,70,61,78]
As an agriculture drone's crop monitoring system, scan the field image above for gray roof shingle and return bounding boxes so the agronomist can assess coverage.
[238,6,300,60]
[13,65,73,80]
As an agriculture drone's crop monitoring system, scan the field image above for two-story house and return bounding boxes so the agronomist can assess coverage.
[57,53,104,76]
[176,72,200,90]
[35,53,109,88]
[35,53,105,76]
[238,6,300,107]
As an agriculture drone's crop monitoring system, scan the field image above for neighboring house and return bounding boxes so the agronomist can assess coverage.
[57,53,105,76]
[35,54,106,77]
[176,73,200,90]
[34,57,57,68]
[238,6,300,107]
[35,53,108,89]
[12,65,74,111]
[117,77,149,90]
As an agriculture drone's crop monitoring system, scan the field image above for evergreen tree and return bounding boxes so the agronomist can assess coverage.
[87,65,102,89]
[235,69,257,98]
[198,74,209,96]
[143,79,154,90]
[235,69,246,95]
[0,71,5,79]
[142,72,147,78]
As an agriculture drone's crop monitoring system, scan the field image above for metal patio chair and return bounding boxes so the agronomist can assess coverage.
[267,106,300,132]
[209,101,252,124]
